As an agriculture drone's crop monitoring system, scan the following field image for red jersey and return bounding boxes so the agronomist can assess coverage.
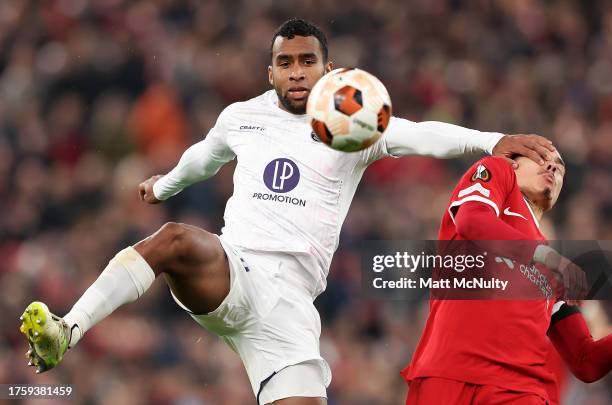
[544,337,568,405]
[402,156,557,401]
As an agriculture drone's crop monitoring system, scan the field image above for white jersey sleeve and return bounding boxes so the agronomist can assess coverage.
[153,105,237,201]
[381,116,504,159]
[358,131,391,166]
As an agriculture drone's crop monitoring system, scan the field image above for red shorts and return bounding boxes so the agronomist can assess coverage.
[406,377,548,405]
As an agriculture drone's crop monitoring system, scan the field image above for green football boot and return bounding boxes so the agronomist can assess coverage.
[19,301,70,374]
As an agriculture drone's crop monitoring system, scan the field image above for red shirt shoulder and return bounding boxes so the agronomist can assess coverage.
[451,156,516,215]
[440,157,517,239]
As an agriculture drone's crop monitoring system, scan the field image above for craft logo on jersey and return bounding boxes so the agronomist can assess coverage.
[254,158,306,207]
[240,125,265,131]
[471,164,491,182]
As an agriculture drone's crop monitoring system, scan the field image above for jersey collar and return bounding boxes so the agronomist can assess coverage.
[522,196,541,229]
[266,90,311,122]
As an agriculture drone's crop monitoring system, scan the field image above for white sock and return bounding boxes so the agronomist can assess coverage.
[63,246,155,347]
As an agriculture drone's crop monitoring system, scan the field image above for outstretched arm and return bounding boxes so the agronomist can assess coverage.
[549,303,612,383]
[383,117,555,164]
[151,135,235,201]
[140,108,236,203]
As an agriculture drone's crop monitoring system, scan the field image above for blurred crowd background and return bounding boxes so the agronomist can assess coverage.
[1,0,611,404]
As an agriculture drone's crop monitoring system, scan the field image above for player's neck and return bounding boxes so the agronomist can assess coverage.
[523,195,544,221]
[277,102,305,116]
[275,97,307,117]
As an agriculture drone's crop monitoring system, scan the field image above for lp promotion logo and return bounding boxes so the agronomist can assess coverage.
[263,158,300,193]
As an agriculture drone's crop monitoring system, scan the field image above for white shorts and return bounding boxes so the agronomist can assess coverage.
[170,235,331,404]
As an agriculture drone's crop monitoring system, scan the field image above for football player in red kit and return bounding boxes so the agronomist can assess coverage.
[400,152,605,404]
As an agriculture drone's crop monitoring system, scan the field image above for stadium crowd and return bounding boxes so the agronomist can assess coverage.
[1,0,611,404]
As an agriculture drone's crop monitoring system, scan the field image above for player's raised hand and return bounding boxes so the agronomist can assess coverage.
[543,249,588,302]
[139,175,164,204]
[492,134,556,168]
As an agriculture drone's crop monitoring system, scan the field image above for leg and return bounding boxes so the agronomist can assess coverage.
[133,222,229,314]
[21,221,228,373]
[61,222,228,346]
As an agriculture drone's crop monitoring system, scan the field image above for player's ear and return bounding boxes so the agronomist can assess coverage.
[325,61,333,73]
[268,65,273,86]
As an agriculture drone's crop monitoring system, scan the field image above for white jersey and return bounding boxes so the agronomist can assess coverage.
[154,90,502,297]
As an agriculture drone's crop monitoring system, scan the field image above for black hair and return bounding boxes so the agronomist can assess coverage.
[270,18,329,62]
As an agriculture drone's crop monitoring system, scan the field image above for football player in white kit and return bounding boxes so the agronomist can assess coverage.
[20,18,557,405]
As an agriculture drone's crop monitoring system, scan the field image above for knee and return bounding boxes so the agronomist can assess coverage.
[134,222,221,274]
[156,222,220,263]
[159,221,186,238]
[136,222,188,257]
[157,222,189,253]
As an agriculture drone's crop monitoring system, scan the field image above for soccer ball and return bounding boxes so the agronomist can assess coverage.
[307,68,392,152]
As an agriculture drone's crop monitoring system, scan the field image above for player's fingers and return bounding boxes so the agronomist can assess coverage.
[564,262,576,299]
[576,270,584,300]
[553,270,564,296]
[572,266,583,299]
[579,268,588,299]
[571,267,580,299]
[572,267,582,300]
[519,144,546,165]
[561,263,571,300]
[533,136,556,152]
[529,141,552,162]
[521,134,555,149]
[571,268,579,300]
[521,137,551,161]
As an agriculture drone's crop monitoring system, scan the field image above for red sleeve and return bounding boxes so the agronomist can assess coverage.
[548,304,612,383]
[454,202,536,241]
[448,156,514,223]
[454,202,540,265]
[451,157,540,264]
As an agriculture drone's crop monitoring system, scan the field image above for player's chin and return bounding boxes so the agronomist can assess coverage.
[541,188,555,211]
[282,96,307,114]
